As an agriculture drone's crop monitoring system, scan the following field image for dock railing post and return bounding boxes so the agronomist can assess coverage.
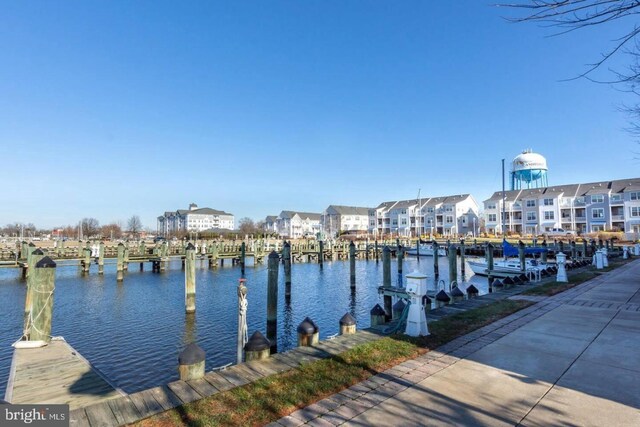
[116,243,124,282]
[283,241,292,298]
[98,241,105,275]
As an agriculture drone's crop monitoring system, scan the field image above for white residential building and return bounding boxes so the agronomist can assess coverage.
[374,194,479,237]
[275,211,322,238]
[263,216,278,234]
[157,203,235,235]
[483,177,640,237]
[322,205,373,237]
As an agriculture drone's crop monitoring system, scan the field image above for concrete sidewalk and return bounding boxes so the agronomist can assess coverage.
[274,261,640,427]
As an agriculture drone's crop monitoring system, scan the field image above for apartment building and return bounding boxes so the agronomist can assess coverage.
[274,211,322,238]
[374,194,479,237]
[483,178,640,237]
[322,205,373,237]
[157,203,235,235]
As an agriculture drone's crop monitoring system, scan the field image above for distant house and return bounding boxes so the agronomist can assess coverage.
[276,211,322,238]
[157,203,235,235]
[322,205,373,237]
[263,215,278,233]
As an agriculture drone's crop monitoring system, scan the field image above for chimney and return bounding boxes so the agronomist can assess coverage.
[189,203,198,211]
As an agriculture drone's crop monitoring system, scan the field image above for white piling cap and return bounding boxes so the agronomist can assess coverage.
[406,270,427,279]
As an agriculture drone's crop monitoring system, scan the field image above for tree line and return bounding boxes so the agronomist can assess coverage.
[1,215,145,240]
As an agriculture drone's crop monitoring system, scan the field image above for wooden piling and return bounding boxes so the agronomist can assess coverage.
[240,241,246,277]
[297,317,319,347]
[433,241,440,280]
[116,243,124,282]
[83,246,91,274]
[123,245,129,271]
[29,256,56,342]
[318,240,324,268]
[349,241,356,288]
[98,241,105,275]
[23,249,44,337]
[518,241,526,273]
[382,246,392,318]
[397,244,404,277]
[448,243,457,286]
[339,313,356,335]
[244,331,271,361]
[178,343,205,381]
[487,242,494,293]
[375,240,379,262]
[185,243,196,313]
[460,239,466,278]
[542,241,548,263]
[267,251,279,353]
[283,241,292,298]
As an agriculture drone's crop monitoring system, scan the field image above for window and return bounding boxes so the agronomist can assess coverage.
[446,216,453,224]
[427,207,434,213]
[543,198,554,206]
[544,211,554,220]
[461,217,467,225]
[591,195,604,203]
[611,194,622,202]
[527,212,536,221]
[488,214,497,222]
[592,225,604,232]
[486,203,496,210]
[631,207,640,217]
[401,218,407,225]
[401,209,406,214]
[445,206,453,212]
[392,220,397,225]
[592,208,604,219]
[526,200,536,207]
[630,192,640,200]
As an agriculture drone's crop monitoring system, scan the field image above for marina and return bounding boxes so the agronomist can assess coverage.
[0,247,489,400]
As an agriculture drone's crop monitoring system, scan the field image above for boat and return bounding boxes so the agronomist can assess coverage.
[467,258,547,277]
[405,243,447,257]
[467,240,550,277]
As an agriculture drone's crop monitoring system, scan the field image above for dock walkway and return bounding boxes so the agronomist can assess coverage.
[5,338,123,410]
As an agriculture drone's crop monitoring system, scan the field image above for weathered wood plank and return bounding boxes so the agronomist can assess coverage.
[166,380,202,404]
[129,390,164,419]
[216,368,250,387]
[203,371,235,392]
[148,385,182,411]
[107,396,142,425]
[69,409,90,427]
[231,364,265,382]
[186,377,218,397]
[84,401,118,427]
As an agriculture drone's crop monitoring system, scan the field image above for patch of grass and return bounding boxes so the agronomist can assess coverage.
[133,299,533,427]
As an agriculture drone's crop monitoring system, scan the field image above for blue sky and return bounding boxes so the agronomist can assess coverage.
[1,1,637,229]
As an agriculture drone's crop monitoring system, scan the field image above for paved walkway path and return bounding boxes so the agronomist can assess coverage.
[273,261,640,427]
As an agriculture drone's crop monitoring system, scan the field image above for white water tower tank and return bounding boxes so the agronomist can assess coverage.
[511,149,548,190]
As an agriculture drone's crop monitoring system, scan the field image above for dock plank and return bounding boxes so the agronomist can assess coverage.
[166,381,202,404]
[107,396,142,425]
[148,385,182,411]
[84,401,118,427]
[6,339,122,410]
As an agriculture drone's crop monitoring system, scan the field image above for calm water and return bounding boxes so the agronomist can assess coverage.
[0,256,486,395]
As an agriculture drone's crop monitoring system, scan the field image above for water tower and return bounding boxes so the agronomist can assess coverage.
[510,149,548,190]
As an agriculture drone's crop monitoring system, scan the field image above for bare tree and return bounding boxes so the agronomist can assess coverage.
[101,223,123,240]
[238,217,258,235]
[127,215,143,238]
[501,1,640,122]
[81,218,100,238]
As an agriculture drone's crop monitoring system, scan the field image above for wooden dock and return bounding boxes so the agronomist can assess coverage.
[5,338,124,410]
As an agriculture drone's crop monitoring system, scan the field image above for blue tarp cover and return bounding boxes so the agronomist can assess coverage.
[503,240,547,256]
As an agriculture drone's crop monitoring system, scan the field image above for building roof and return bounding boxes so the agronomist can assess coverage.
[279,211,322,221]
[484,177,640,203]
[326,205,372,215]
[265,215,278,222]
[378,194,472,210]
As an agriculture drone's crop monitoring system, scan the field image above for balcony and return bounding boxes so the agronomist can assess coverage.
[610,198,624,205]
[612,214,625,221]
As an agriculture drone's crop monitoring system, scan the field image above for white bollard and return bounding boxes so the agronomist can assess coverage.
[405,270,429,337]
[594,250,604,269]
[623,246,629,259]
[602,248,609,267]
[635,243,640,256]
[556,252,568,283]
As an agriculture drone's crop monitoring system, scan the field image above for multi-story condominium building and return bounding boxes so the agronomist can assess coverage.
[483,178,640,237]
[374,194,479,237]
[275,211,322,238]
[321,205,373,237]
[157,203,235,235]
